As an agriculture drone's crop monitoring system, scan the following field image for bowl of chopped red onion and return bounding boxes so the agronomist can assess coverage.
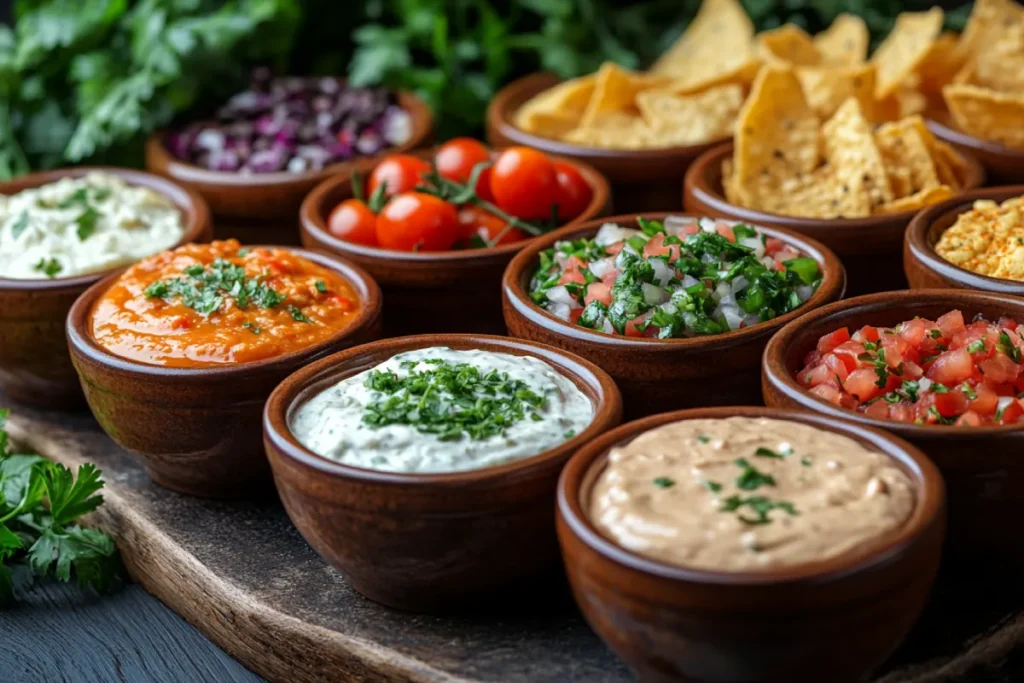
[146,70,433,244]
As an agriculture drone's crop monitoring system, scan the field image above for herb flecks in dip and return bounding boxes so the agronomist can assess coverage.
[290,347,593,474]
[0,173,185,280]
[529,217,820,338]
[90,239,359,367]
[589,417,915,571]
[934,196,1024,282]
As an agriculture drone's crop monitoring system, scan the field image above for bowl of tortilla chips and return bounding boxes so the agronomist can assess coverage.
[921,0,1024,183]
[684,63,984,297]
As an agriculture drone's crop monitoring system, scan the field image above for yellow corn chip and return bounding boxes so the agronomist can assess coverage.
[901,117,966,190]
[871,8,944,99]
[797,64,876,120]
[917,33,968,93]
[757,24,823,66]
[515,75,596,137]
[579,63,668,128]
[960,0,1024,94]
[636,85,743,146]
[958,0,1024,59]
[877,185,955,214]
[745,165,873,218]
[815,14,869,65]
[721,158,741,204]
[564,112,658,149]
[821,98,894,209]
[652,0,758,92]
[875,118,941,193]
[886,166,915,198]
[944,83,1024,148]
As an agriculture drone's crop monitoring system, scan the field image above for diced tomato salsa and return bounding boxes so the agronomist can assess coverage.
[796,310,1024,426]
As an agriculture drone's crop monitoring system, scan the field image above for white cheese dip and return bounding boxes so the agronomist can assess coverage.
[291,347,594,473]
[0,172,186,280]
[589,417,916,572]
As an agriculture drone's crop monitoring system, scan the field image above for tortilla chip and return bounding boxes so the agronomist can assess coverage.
[652,0,758,92]
[579,63,668,128]
[734,66,821,189]
[958,0,1024,60]
[815,14,869,65]
[564,112,659,149]
[877,185,955,214]
[821,98,894,209]
[871,8,944,99]
[515,74,596,137]
[960,0,1024,94]
[929,138,970,189]
[917,33,968,94]
[797,64,876,120]
[944,84,1024,149]
[721,158,742,204]
[636,84,743,146]
[874,118,941,195]
[746,165,873,218]
[757,24,823,66]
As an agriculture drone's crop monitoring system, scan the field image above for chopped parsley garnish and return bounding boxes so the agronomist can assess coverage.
[75,206,100,240]
[288,305,312,323]
[697,435,711,443]
[315,280,328,293]
[858,348,892,388]
[237,248,251,257]
[653,477,676,489]
[999,332,1022,363]
[755,445,791,459]
[241,322,261,335]
[144,258,285,317]
[10,211,29,239]
[720,495,798,525]
[734,458,775,490]
[33,257,62,278]
[967,339,987,354]
[927,406,957,425]
[703,480,723,493]
[362,360,547,441]
[930,329,942,338]
[564,429,576,439]
[57,188,89,209]
[801,456,812,467]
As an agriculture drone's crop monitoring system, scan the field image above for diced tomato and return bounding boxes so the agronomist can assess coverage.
[817,328,851,355]
[852,326,880,343]
[927,348,974,385]
[763,237,785,255]
[824,354,850,382]
[584,282,613,307]
[898,318,931,347]
[864,401,890,420]
[999,316,1019,331]
[624,316,648,337]
[569,309,584,324]
[881,334,912,366]
[969,384,999,415]
[601,270,619,287]
[936,310,965,339]
[998,399,1024,425]
[716,224,736,242]
[809,383,843,405]
[934,390,969,418]
[831,341,866,373]
[955,411,982,427]
[605,242,624,256]
[901,361,924,379]
[980,353,1020,384]
[643,233,681,261]
[844,368,882,402]
[558,255,587,285]
[889,404,914,422]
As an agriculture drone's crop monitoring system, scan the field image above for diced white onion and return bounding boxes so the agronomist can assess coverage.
[546,285,577,306]
[742,313,762,328]
[740,236,765,257]
[796,285,814,301]
[731,276,749,293]
[719,304,744,330]
[998,396,1015,412]
[698,217,716,233]
[642,283,665,305]
[664,215,697,236]
[715,281,732,301]
[917,378,933,392]
[650,258,674,287]
[601,319,615,334]
[549,302,571,320]
[761,256,776,269]
[681,274,700,289]
[589,257,615,278]
[595,223,641,246]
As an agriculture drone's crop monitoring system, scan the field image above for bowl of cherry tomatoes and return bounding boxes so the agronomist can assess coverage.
[299,139,611,336]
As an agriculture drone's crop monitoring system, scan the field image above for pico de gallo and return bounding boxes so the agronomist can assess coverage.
[797,310,1024,426]
[528,217,821,338]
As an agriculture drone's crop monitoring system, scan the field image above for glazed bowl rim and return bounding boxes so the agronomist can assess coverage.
[144,87,434,187]
[263,333,623,486]
[905,185,1024,295]
[0,166,211,290]
[65,245,382,381]
[763,289,1024,434]
[558,405,945,585]
[927,118,1024,158]
[298,147,611,263]
[502,211,846,348]
[685,141,986,229]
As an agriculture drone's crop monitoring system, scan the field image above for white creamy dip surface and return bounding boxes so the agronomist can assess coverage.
[0,172,187,280]
[290,347,595,473]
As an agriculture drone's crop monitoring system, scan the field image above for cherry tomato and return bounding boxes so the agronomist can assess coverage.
[368,155,431,198]
[552,162,592,221]
[436,138,494,202]
[490,147,558,220]
[326,199,378,246]
[376,192,459,251]
[457,206,525,247]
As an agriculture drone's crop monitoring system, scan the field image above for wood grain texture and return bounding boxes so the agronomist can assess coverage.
[0,582,263,683]
[4,399,1024,683]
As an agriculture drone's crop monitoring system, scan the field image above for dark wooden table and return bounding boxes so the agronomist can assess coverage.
[1,580,263,683]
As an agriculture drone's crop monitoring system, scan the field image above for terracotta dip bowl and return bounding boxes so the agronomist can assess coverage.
[66,248,382,498]
[263,334,622,613]
[928,118,1024,185]
[558,406,945,683]
[299,149,610,337]
[145,88,433,245]
[684,142,986,297]
[486,72,728,214]
[0,167,212,409]
[905,185,1024,295]
[763,290,1024,560]
[502,213,846,418]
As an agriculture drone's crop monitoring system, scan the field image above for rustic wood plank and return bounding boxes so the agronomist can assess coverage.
[0,581,264,683]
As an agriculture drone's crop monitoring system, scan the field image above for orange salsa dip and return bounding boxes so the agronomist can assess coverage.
[90,239,361,367]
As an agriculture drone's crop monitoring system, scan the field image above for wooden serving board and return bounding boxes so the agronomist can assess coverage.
[7,399,1024,683]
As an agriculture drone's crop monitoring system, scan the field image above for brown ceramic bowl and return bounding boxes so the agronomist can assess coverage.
[145,87,433,245]
[502,213,846,418]
[905,185,1024,295]
[762,290,1024,560]
[299,148,610,337]
[558,405,945,683]
[0,167,212,409]
[486,72,728,214]
[66,247,382,498]
[684,142,986,297]
[263,334,622,613]
[928,118,1024,185]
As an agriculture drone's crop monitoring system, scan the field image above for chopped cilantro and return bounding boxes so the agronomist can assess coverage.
[241,322,261,335]
[75,206,100,240]
[315,280,328,293]
[33,257,62,278]
[801,456,812,467]
[999,331,1022,363]
[653,477,675,489]
[288,305,312,323]
[144,258,286,317]
[10,211,29,239]
[734,458,775,490]
[720,495,798,525]
[697,435,710,444]
[930,329,942,339]
[703,480,722,493]
[967,339,987,354]
[960,382,977,400]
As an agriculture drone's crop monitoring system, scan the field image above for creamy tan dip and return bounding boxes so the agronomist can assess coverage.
[588,417,915,571]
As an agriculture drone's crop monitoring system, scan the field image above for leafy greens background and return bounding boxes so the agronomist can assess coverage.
[0,0,973,178]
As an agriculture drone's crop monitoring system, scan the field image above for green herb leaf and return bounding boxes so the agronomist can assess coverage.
[288,305,312,323]
[10,212,29,239]
[653,476,675,489]
[33,257,62,278]
[75,206,99,240]
[734,458,775,491]
[703,480,722,493]
[967,339,987,354]
[315,280,327,293]
[999,331,1022,363]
